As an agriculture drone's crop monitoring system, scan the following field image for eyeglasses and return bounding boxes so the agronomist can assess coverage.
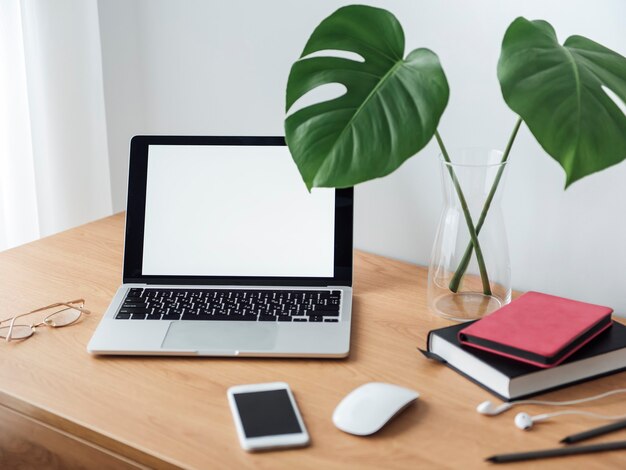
[0,299,91,342]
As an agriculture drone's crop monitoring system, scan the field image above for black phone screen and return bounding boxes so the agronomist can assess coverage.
[233,389,302,438]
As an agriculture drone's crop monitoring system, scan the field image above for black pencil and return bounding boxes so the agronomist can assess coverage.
[561,419,626,444]
[486,440,626,463]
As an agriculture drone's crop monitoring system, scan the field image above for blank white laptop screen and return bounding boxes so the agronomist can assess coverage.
[142,145,335,277]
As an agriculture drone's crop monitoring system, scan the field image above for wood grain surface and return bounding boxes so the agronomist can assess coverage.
[0,213,625,469]
[0,403,144,469]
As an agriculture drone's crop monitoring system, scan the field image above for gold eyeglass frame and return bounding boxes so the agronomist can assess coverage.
[0,299,91,342]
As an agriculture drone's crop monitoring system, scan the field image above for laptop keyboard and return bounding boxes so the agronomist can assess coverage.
[115,288,342,323]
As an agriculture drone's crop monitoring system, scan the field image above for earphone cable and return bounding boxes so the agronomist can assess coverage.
[539,409,626,421]
[513,388,626,408]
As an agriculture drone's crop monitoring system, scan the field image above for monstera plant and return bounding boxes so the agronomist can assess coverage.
[285,5,626,295]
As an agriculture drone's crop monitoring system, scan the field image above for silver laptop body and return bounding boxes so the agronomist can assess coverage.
[88,136,353,357]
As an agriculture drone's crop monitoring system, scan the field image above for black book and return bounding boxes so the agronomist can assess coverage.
[420,321,626,401]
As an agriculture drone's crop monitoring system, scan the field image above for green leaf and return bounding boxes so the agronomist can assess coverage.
[285,5,449,189]
[498,17,626,187]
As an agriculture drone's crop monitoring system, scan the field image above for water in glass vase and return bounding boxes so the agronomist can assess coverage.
[428,148,511,321]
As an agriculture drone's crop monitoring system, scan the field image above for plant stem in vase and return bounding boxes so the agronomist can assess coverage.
[448,117,523,292]
[428,148,512,321]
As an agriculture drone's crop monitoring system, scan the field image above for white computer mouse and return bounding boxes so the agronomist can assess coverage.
[332,382,420,436]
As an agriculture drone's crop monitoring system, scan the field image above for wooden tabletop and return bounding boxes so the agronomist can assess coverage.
[0,213,625,469]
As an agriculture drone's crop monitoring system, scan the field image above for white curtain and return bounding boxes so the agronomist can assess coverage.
[0,0,112,251]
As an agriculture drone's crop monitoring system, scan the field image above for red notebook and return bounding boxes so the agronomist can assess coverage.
[458,292,613,368]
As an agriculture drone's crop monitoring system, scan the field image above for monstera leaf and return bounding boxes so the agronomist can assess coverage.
[498,17,626,187]
[285,5,449,189]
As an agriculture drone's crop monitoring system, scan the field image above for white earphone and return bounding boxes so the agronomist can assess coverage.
[476,388,626,430]
[513,410,626,430]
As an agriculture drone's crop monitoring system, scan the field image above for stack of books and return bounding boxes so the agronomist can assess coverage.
[422,292,626,401]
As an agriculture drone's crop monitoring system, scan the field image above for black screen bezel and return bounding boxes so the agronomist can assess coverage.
[123,136,353,287]
[233,389,303,438]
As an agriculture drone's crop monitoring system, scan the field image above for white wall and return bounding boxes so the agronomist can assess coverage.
[98,0,626,314]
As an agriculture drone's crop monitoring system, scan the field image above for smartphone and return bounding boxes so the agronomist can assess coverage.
[227,382,310,451]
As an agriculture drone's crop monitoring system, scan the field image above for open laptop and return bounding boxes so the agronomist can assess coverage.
[88,136,353,357]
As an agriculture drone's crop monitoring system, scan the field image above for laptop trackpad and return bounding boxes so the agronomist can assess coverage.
[162,321,277,352]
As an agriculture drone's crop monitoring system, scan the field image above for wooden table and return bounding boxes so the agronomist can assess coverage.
[0,213,625,469]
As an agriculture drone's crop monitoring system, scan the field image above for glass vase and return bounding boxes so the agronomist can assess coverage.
[427,148,511,321]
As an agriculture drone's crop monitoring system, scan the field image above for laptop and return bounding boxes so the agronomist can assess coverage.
[88,136,353,357]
